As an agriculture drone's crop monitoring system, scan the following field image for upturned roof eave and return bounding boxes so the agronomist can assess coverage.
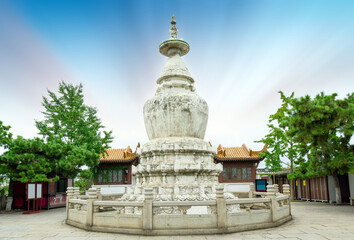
[99,156,139,164]
[214,156,264,162]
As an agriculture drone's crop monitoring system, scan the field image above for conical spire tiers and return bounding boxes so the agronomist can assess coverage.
[158,15,193,86]
[156,53,194,85]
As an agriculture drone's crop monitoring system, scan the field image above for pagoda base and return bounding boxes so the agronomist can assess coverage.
[120,137,235,202]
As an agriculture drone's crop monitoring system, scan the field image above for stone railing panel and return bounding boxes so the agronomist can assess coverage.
[69,199,87,211]
[93,201,143,214]
[276,195,290,207]
[254,192,267,197]
[226,198,271,211]
[152,200,216,215]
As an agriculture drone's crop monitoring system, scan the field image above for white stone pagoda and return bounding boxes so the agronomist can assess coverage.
[121,16,233,202]
[66,17,292,234]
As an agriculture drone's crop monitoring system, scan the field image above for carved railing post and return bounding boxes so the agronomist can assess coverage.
[216,185,226,229]
[66,187,74,220]
[143,188,153,231]
[266,185,277,222]
[283,184,290,196]
[73,187,80,199]
[86,188,97,227]
[266,185,275,198]
[249,183,255,198]
[270,195,277,222]
[273,184,280,196]
[282,184,291,215]
[96,187,102,201]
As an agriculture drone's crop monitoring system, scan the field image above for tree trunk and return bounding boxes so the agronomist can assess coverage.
[332,173,342,204]
[290,158,294,200]
[8,179,14,197]
[273,171,275,184]
[5,179,14,211]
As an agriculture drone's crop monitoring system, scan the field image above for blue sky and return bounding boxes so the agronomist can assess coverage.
[0,0,353,166]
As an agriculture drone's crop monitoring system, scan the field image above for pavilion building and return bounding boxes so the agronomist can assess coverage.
[94,145,139,185]
[215,144,267,183]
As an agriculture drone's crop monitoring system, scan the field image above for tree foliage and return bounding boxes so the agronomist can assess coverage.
[0,121,12,150]
[74,175,91,192]
[1,82,113,183]
[35,82,113,179]
[260,92,353,176]
[0,121,13,183]
[257,92,300,173]
[288,92,354,178]
[1,137,60,182]
[260,91,353,203]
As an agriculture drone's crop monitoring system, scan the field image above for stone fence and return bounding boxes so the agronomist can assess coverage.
[66,184,291,235]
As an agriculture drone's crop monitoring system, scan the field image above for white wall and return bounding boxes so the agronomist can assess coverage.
[224,183,251,192]
[349,174,354,198]
[91,185,127,194]
[327,176,336,203]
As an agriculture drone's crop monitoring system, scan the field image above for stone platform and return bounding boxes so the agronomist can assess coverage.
[1,201,353,239]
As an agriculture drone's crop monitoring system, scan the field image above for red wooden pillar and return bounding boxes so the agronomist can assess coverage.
[218,172,223,183]
[314,178,317,201]
[316,177,320,201]
[127,166,132,184]
[252,166,256,182]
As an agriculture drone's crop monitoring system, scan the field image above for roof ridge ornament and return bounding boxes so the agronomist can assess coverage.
[169,15,178,39]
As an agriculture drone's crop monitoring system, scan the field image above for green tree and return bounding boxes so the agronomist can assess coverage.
[1,121,63,183]
[0,120,12,149]
[257,92,300,198]
[35,82,113,179]
[1,122,58,207]
[74,175,91,192]
[289,92,354,204]
[0,121,13,184]
[1,137,60,182]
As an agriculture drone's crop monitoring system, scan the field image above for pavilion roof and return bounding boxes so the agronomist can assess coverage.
[100,144,140,163]
[214,144,267,162]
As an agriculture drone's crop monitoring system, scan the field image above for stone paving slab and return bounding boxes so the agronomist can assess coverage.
[0,201,353,239]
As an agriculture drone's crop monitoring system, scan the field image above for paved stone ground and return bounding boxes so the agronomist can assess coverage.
[0,201,353,240]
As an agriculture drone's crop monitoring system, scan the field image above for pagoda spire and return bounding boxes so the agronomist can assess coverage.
[157,15,194,90]
[159,15,189,57]
[169,15,178,39]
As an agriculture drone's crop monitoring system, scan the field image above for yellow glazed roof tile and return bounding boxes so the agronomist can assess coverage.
[100,146,138,162]
[215,144,267,160]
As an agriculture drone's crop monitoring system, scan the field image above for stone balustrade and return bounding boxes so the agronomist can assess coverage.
[66,184,291,235]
